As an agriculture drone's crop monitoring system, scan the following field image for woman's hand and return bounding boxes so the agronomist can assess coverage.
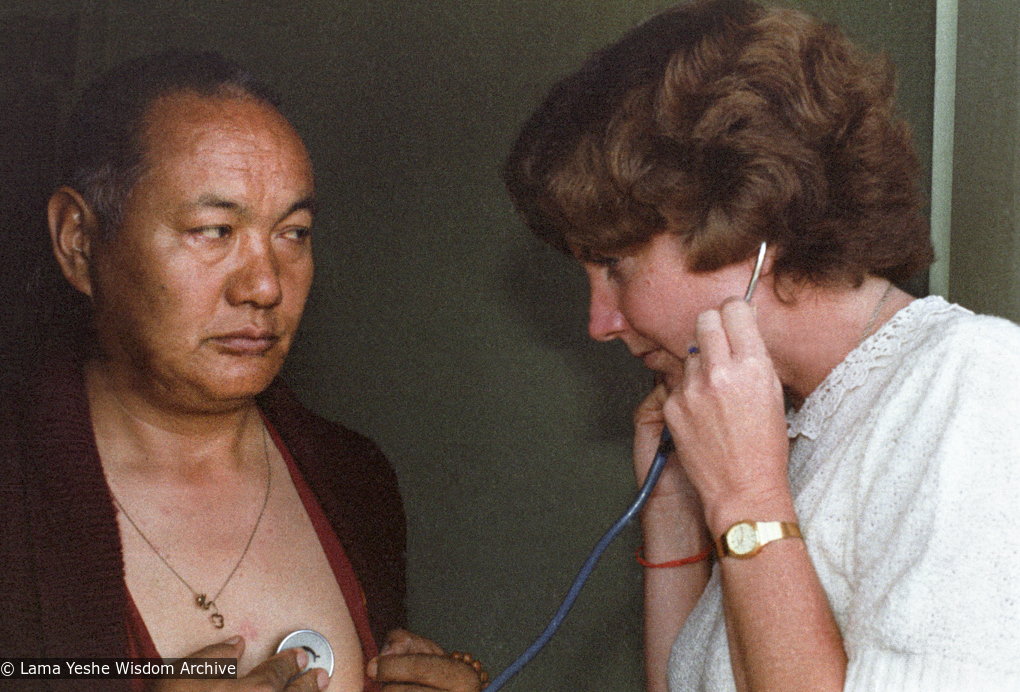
[663,299,791,531]
[635,378,714,692]
[661,299,846,691]
[633,380,681,497]
[634,380,708,521]
[151,637,328,692]
[634,380,712,561]
[366,629,486,692]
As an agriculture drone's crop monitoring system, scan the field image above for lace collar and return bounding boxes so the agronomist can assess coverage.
[786,295,960,440]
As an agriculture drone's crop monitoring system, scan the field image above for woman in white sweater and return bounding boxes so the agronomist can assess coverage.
[502,1,1020,690]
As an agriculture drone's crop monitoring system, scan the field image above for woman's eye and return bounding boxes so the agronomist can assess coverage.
[583,250,619,268]
[592,254,623,278]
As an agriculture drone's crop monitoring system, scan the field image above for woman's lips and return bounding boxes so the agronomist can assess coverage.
[639,348,686,376]
[640,349,665,370]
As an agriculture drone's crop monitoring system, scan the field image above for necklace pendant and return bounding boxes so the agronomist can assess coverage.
[198,595,225,628]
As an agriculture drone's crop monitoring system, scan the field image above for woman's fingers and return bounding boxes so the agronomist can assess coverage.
[665,296,789,515]
[689,299,762,365]
[634,380,669,438]
[633,381,686,495]
[718,298,766,356]
[690,308,730,369]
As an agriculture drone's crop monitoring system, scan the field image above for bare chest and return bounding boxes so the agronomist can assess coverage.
[115,461,365,691]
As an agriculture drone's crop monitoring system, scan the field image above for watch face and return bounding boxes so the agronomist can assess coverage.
[727,522,758,555]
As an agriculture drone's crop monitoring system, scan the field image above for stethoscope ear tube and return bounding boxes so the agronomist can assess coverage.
[743,241,768,303]
[485,428,673,690]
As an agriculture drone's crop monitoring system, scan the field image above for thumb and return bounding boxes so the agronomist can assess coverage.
[184,635,246,660]
[151,637,245,692]
[635,382,669,427]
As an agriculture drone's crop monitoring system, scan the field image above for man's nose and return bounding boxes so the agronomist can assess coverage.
[227,234,283,308]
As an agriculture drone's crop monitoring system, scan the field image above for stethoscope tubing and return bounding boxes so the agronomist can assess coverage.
[485,429,674,690]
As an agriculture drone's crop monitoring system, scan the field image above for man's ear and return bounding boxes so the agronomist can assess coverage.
[48,186,98,298]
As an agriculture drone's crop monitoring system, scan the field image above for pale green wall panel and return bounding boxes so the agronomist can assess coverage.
[951,1,1020,321]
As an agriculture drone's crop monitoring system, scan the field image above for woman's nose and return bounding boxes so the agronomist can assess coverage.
[587,280,627,342]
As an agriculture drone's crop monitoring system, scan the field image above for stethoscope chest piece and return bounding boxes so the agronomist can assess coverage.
[277,629,334,677]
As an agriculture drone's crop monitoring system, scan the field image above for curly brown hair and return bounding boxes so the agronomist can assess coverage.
[503,0,933,288]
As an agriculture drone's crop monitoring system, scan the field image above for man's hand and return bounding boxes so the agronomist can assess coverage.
[151,636,328,692]
[366,629,485,692]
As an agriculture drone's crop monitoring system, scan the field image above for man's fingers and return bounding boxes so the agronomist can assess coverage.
[283,668,329,692]
[380,628,446,656]
[244,648,310,691]
[181,636,246,661]
[371,653,480,692]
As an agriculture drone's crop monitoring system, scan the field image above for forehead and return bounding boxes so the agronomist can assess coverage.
[136,91,314,201]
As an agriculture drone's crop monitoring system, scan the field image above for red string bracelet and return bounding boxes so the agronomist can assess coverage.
[636,544,714,568]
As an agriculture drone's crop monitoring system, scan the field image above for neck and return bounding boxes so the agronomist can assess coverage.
[760,275,913,408]
[85,360,264,478]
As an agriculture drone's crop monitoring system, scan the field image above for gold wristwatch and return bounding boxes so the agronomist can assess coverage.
[718,520,802,559]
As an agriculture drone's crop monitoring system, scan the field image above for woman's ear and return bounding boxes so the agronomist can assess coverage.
[759,240,776,276]
[48,186,98,298]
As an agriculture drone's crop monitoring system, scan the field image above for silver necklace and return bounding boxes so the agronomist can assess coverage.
[111,424,272,629]
[859,281,894,346]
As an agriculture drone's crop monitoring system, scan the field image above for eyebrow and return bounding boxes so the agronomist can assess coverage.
[576,246,608,263]
[191,194,317,219]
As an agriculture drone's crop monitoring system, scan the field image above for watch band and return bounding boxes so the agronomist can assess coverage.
[757,521,801,545]
[718,520,802,559]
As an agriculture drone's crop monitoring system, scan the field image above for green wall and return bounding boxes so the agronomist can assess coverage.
[1,2,937,689]
[951,2,1020,322]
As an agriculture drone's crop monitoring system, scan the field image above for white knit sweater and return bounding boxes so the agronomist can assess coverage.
[667,296,1020,691]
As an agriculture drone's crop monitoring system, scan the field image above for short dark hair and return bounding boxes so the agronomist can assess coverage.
[503,0,933,288]
[59,49,282,240]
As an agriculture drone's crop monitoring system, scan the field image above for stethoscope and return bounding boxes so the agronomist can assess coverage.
[281,241,769,690]
[485,240,767,690]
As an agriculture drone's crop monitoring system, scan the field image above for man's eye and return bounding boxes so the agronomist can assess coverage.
[281,226,312,242]
[192,225,231,239]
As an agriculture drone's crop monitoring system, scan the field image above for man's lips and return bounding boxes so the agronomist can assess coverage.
[209,329,280,355]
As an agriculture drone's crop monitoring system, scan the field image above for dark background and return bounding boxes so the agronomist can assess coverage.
[1,2,948,689]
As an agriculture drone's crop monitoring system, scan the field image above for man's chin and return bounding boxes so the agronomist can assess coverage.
[180,361,283,409]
